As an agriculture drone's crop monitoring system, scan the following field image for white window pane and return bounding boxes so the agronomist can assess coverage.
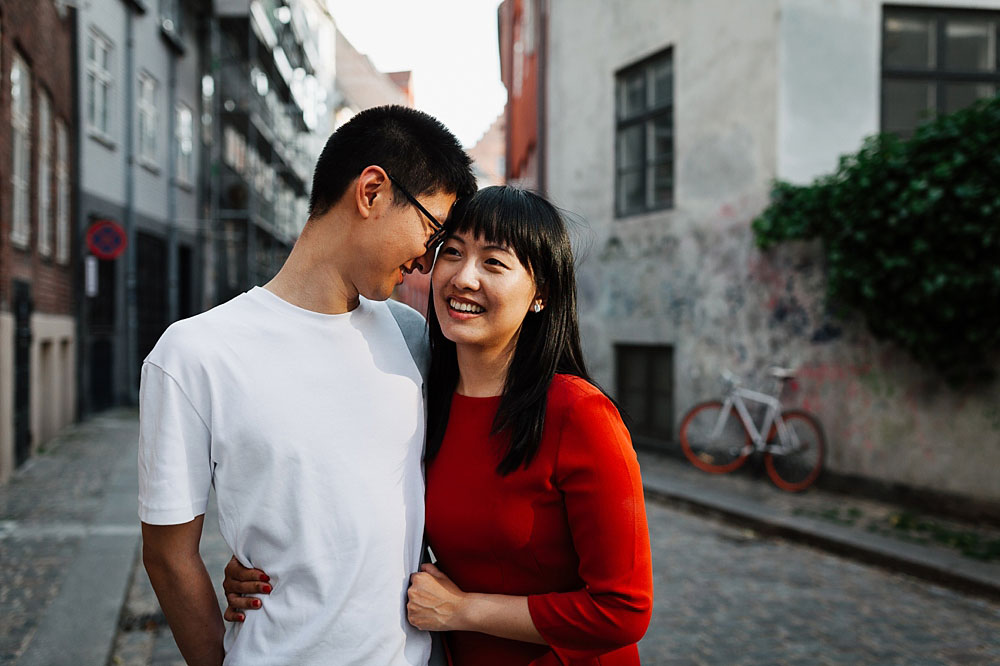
[650,57,673,108]
[883,79,935,134]
[648,162,673,209]
[885,16,936,69]
[617,71,646,120]
[617,170,643,216]
[617,125,643,169]
[943,82,996,113]
[649,115,672,160]
[87,73,96,125]
[945,19,996,72]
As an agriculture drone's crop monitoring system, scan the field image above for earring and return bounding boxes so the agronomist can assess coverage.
[532,303,542,313]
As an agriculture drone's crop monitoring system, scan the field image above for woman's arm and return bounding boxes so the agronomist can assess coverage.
[525,391,653,654]
[407,563,545,644]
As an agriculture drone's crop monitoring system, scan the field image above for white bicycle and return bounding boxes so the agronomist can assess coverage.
[679,367,826,492]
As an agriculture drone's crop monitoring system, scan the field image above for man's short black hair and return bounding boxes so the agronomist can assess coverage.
[307,105,477,219]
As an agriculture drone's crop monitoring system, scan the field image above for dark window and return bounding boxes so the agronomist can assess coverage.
[615,48,673,217]
[882,6,1000,135]
[615,344,674,447]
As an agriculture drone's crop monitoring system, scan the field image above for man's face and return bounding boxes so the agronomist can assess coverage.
[359,184,456,302]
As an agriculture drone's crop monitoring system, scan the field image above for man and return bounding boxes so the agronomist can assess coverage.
[139,105,476,666]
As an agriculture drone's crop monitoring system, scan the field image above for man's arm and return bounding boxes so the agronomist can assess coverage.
[142,516,225,666]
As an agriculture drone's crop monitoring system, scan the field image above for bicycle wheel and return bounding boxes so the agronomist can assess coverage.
[679,401,751,474]
[764,410,825,491]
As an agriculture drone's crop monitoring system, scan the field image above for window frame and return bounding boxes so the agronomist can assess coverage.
[37,90,53,257]
[881,5,1000,134]
[174,102,194,187]
[10,52,32,249]
[137,70,159,168]
[614,47,674,218]
[86,28,115,142]
[55,120,70,264]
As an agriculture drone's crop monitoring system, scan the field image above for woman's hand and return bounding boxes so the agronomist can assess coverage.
[406,563,469,632]
[221,555,272,622]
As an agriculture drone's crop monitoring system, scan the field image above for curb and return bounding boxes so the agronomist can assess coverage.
[642,470,1000,602]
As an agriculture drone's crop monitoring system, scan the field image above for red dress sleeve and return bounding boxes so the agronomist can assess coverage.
[526,389,654,661]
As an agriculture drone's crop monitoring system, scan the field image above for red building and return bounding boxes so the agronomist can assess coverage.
[0,0,78,481]
[498,0,546,191]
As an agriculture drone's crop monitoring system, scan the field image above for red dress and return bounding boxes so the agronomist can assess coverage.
[425,374,654,665]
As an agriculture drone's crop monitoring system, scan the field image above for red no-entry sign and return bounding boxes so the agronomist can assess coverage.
[86,220,127,260]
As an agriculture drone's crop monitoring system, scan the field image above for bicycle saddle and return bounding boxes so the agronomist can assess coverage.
[768,366,797,379]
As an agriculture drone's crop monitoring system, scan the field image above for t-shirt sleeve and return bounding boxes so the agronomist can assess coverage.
[386,299,430,383]
[527,391,653,659]
[138,361,213,525]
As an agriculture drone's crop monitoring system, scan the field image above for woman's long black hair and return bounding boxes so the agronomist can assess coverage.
[425,186,599,475]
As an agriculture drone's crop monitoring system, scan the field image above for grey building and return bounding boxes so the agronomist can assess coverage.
[207,0,316,305]
[543,0,1000,502]
[75,0,206,413]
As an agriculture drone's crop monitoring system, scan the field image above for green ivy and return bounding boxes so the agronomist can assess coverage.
[752,95,1000,383]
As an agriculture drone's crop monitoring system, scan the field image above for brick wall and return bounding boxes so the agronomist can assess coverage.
[0,0,75,315]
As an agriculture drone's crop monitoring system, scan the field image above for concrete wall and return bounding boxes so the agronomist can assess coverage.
[546,0,1000,501]
[0,313,75,483]
[29,314,76,452]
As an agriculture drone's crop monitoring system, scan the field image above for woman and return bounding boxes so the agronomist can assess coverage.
[225,187,653,664]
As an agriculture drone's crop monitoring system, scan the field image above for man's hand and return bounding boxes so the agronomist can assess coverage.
[222,555,272,622]
[406,563,469,632]
[142,517,225,666]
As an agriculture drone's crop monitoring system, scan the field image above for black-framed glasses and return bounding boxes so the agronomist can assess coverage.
[387,173,448,249]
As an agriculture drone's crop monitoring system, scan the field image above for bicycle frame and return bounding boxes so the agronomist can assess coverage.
[715,386,800,455]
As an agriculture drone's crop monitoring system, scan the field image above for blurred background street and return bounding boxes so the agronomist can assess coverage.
[2,0,1000,663]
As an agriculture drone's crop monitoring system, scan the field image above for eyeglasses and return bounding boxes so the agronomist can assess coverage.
[387,173,448,249]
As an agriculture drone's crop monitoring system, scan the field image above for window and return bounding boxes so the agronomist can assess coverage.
[11,53,32,248]
[615,48,673,217]
[615,344,674,445]
[38,91,53,257]
[138,72,159,166]
[882,7,1000,135]
[175,103,194,186]
[55,121,70,264]
[86,29,114,138]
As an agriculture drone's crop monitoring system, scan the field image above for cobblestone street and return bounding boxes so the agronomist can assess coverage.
[114,499,1000,665]
[638,502,1000,665]
[3,413,999,664]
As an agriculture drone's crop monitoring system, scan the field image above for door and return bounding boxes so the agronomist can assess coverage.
[13,280,32,466]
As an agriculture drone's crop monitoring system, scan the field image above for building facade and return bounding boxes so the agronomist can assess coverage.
[498,0,545,189]
[207,0,318,307]
[544,0,1000,503]
[0,0,77,482]
[75,0,207,414]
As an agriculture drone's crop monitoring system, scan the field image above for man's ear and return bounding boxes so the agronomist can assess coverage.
[355,165,389,220]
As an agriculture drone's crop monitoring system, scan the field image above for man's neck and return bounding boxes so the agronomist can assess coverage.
[263,215,360,315]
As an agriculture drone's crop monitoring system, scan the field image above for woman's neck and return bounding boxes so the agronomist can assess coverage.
[455,342,515,397]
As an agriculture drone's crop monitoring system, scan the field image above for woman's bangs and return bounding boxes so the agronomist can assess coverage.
[450,186,545,273]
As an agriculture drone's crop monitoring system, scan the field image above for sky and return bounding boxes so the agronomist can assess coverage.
[326,0,508,147]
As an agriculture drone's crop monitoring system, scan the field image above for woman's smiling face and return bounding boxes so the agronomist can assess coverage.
[431,230,541,356]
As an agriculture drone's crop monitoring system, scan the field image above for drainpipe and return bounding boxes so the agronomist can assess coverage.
[167,46,179,323]
[70,2,88,417]
[210,15,224,306]
[123,5,138,403]
[536,0,548,196]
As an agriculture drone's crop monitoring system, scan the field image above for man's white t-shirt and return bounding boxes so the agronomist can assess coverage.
[138,287,431,666]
